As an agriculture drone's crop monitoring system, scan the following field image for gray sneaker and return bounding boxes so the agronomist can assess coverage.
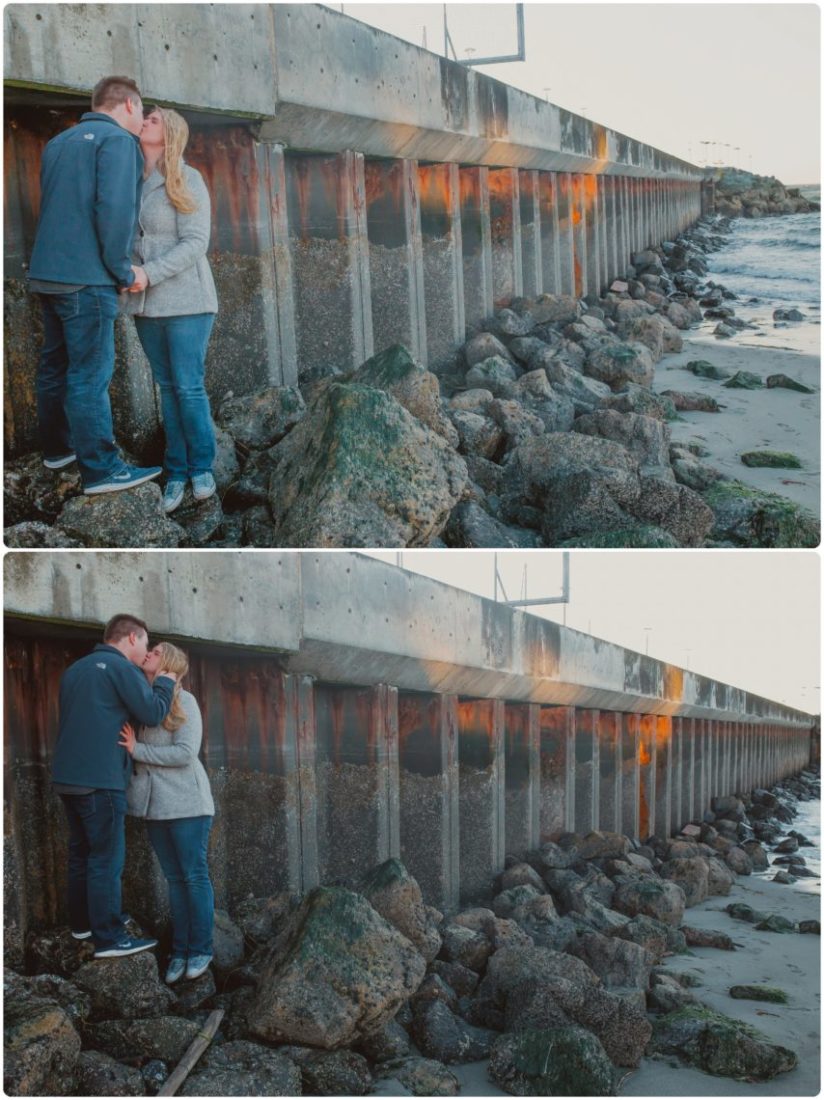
[191,472,216,502]
[84,465,162,496]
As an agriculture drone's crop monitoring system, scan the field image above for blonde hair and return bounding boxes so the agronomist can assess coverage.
[154,641,190,733]
[152,108,198,215]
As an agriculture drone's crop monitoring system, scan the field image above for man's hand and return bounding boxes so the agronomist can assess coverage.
[119,722,136,754]
[129,265,149,292]
[157,669,178,682]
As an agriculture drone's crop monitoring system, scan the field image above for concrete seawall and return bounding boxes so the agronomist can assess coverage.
[4,3,704,458]
[3,552,813,962]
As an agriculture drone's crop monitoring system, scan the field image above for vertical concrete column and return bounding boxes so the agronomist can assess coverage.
[694,718,707,819]
[418,163,465,371]
[571,174,588,298]
[671,717,683,834]
[459,166,493,326]
[574,709,600,833]
[584,176,600,297]
[364,159,427,363]
[555,173,576,296]
[621,713,640,838]
[286,150,373,378]
[655,716,673,838]
[538,171,562,295]
[488,167,523,307]
[604,175,620,286]
[457,698,505,904]
[261,144,299,386]
[638,714,656,839]
[631,178,642,253]
[518,170,542,299]
[757,721,766,787]
[295,674,320,892]
[598,711,621,834]
[505,703,541,857]
[683,717,696,824]
[397,692,459,913]
[619,177,631,275]
[539,706,574,837]
[597,176,610,290]
[313,683,399,887]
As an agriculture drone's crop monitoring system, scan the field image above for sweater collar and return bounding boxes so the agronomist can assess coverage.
[142,168,167,196]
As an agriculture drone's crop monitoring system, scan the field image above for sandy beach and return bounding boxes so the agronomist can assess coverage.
[654,311,821,518]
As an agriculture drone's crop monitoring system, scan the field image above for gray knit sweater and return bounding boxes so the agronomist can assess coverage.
[127,689,215,820]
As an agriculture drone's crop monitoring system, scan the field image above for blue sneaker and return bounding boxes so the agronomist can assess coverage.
[43,453,77,470]
[163,480,186,514]
[165,957,187,984]
[94,935,158,959]
[191,472,216,502]
[185,954,213,980]
[84,465,162,496]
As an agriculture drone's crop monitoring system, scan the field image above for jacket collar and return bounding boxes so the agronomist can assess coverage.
[80,112,140,142]
[93,643,130,661]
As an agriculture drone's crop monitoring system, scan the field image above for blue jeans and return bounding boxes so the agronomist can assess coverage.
[134,314,216,479]
[60,789,127,950]
[36,287,122,487]
[146,815,214,957]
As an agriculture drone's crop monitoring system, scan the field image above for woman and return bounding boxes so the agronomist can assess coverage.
[120,641,215,984]
[125,106,218,515]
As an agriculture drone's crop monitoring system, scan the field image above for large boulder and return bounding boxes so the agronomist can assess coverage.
[464,332,515,368]
[266,383,467,547]
[279,1046,372,1095]
[374,1056,459,1096]
[633,473,715,547]
[3,979,81,1096]
[585,342,655,390]
[72,952,173,1020]
[651,1006,797,1080]
[216,385,306,450]
[3,454,83,526]
[245,886,426,1048]
[703,481,819,548]
[361,860,441,963]
[530,293,581,325]
[618,314,683,360]
[705,858,736,896]
[84,1016,200,1063]
[488,1028,616,1096]
[659,857,709,907]
[73,1051,144,1097]
[410,1001,496,1064]
[572,410,671,470]
[612,877,686,927]
[444,501,542,549]
[179,1040,301,1097]
[350,345,458,447]
[450,410,504,459]
[465,356,518,397]
[566,931,652,991]
[55,483,183,548]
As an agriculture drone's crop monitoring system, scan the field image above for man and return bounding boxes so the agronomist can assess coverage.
[52,613,177,958]
[28,75,161,495]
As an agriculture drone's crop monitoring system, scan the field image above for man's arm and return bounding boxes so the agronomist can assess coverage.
[114,663,176,727]
[94,135,143,288]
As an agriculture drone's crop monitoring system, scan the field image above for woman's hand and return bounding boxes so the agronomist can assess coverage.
[119,722,137,755]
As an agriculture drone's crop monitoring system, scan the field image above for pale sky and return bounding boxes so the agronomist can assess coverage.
[363,551,821,715]
[342,3,821,184]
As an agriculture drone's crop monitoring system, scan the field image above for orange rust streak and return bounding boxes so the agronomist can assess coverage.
[418,164,452,213]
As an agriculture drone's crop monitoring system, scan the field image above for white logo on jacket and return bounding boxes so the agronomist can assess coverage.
[96,662,107,669]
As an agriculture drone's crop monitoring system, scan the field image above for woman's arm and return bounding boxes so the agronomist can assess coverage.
[142,171,211,287]
[129,696,203,768]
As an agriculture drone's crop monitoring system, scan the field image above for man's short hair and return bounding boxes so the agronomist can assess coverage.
[103,613,149,644]
[91,76,142,112]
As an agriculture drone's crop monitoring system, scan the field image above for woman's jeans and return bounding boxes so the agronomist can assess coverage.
[60,788,127,950]
[134,313,216,479]
[146,815,214,957]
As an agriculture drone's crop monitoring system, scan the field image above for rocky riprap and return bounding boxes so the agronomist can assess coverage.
[712,168,820,219]
[5,214,819,550]
[4,769,818,1096]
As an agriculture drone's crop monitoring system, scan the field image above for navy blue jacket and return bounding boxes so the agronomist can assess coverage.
[52,644,174,790]
[29,113,144,289]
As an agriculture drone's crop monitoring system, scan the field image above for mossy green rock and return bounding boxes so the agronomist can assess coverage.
[740,450,802,469]
[350,344,459,446]
[561,524,680,548]
[723,371,764,389]
[754,915,797,934]
[489,1027,616,1096]
[703,480,819,548]
[651,1006,797,1080]
[688,360,731,380]
[246,886,426,1048]
[729,985,788,1003]
[725,902,767,924]
[766,373,814,393]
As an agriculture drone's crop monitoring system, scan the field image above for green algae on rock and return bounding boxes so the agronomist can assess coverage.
[489,1027,617,1096]
[722,371,764,390]
[729,984,788,1003]
[766,373,815,393]
[560,525,680,548]
[754,915,797,934]
[703,480,819,548]
[687,360,732,380]
[651,1005,798,1081]
[740,451,802,469]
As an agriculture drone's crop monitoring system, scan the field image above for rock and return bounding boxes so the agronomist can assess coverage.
[560,524,680,548]
[714,322,737,338]
[703,481,819,548]
[465,356,518,397]
[3,521,83,547]
[773,308,804,321]
[170,491,224,547]
[651,1005,797,1080]
[475,944,599,1029]
[765,373,814,393]
[681,926,735,950]
[356,1017,411,1063]
[25,928,95,978]
[798,920,820,935]
[493,884,543,920]
[612,915,670,963]
[740,450,802,469]
[487,398,546,449]
[560,830,632,861]
[450,387,493,413]
[537,355,612,412]
[739,841,769,870]
[585,342,655,390]
[490,307,535,338]
[572,986,652,1067]
[612,877,685,927]
[723,371,763,390]
[209,908,246,980]
[280,1046,372,1095]
[660,389,722,412]
[439,923,493,972]
[361,859,441,963]
[566,931,651,992]
[602,385,676,421]
[141,1060,170,1096]
[85,1016,200,1063]
[464,332,515,368]
[725,902,767,924]
[450,410,504,459]
[375,1056,459,1096]
[510,898,574,950]
[573,409,670,470]
[266,383,467,547]
[705,858,736,896]
[670,448,722,492]
[647,973,698,1014]
[351,345,458,446]
[687,359,731,380]
[499,862,547,893]
[3,453,84,526]
[171,972,217,1013]
[431,961,479,998]
[411,1000,495,1064]
[6,972,91,1029]
[724,846,754,875]
[216,385,305,450]
[212,424,241,494]
[73,1050,144,1096]
[245,886,426,1048]
[3,980,81,1096]
[530,293,581,325]
[633,474,714,547]
[488,1027,616,1096]
[729,984,787,1003]
[72,952,173,1020]
[55,483,183,548]
[754,915,796,933]
[659,857,709,907]
[179,1040,302,1096]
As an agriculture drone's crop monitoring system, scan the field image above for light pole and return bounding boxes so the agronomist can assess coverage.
[643,627,652,656]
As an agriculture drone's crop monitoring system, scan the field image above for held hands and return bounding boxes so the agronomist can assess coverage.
[119,722,136,755]
[128,265,149,292]
[157,669,178,682]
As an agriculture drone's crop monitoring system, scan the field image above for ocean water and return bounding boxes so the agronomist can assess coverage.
[699,207,821,355]
[784,795,821,897]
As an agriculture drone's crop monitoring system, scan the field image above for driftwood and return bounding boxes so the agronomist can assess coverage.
[158,1008,224,1096]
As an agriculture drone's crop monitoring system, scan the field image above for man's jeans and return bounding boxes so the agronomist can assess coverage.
[36,287,121,487]
[60,789,127,950]
[134,314,216,479]
[146,815,214,957]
